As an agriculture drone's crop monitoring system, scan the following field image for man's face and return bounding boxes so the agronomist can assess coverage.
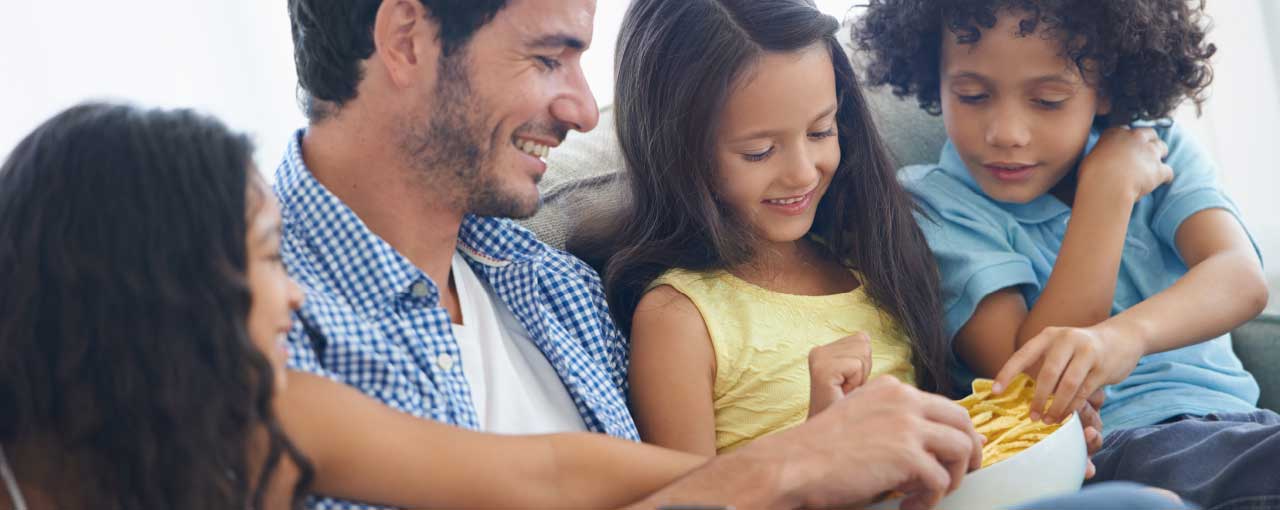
[400,0,599,219]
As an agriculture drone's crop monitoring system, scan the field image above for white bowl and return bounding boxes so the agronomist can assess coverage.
[868,412,1086,510]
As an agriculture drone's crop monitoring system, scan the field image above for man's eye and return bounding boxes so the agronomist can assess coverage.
[535,56,562,70]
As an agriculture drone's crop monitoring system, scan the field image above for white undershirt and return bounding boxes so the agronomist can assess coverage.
[449,253,587,434]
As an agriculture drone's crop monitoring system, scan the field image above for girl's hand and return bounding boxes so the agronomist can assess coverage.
[808,333,873,417]
[991,326,1143,425]
[1079,126,1172,203]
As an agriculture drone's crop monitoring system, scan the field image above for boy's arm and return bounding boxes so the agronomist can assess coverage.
[954,179,1136,379]
[628,285,720,456]
[1093,208,1267,354]
[960,127,1177,423]
[993,207,1266,422]
[956,127,1170,378]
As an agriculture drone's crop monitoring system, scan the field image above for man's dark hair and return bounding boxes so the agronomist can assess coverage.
[288,0,510,121]
[852,0,1216,125]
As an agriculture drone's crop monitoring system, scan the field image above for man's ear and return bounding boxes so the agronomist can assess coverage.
[371,0,441,90]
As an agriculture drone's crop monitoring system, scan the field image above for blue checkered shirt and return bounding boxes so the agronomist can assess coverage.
[274,130,639,510]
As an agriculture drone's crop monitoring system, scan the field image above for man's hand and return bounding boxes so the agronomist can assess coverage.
[993,325,1142,424]
[772,376,984,510]
[807,333,873,418]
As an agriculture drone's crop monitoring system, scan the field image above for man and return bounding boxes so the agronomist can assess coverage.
[275,1,1187,509]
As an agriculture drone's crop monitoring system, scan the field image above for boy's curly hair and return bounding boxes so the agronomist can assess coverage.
[852,0,1216,125]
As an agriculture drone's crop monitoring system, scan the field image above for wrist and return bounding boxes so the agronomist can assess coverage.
[770,439,817,508]
[1075,170,1139,207]
[1095,316,1152,359]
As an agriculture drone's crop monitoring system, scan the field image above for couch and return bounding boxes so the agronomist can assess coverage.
[521,82,1280,412]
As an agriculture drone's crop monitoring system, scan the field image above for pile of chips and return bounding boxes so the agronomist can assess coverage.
[957,373,1063,468]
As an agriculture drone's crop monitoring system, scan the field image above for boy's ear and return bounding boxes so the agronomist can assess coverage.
[1095,93,1112,116]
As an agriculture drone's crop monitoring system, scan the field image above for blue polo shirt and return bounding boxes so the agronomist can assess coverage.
[901,123,1262,431]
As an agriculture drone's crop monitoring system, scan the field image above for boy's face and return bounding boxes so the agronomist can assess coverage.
[939,10,1111,204]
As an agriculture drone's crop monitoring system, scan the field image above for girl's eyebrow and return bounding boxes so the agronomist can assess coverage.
[725,103,839,143]
[811,103,838,122]
[255,219,282,246]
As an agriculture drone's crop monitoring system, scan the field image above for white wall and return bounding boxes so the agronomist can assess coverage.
[3,0,1277,307]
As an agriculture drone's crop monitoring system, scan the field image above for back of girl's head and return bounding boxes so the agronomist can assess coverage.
[853,0,1216,125]
[0,103,308,509]
[584,0,952,394]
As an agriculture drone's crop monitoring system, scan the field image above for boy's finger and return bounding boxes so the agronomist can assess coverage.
[994,336,1049,394]
[1087,388,1107,408]
[1030,344,1072,421]
[1047,359,1090,423]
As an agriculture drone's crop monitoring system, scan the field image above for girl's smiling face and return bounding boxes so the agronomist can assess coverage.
[940,10,1111,204]
[245,177,304,392]
[714,44,842,247]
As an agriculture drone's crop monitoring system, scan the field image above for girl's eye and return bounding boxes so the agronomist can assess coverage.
[743,147,775,162]
[809,128,837,140]
[957,93,989,104]
[535,56,562,71]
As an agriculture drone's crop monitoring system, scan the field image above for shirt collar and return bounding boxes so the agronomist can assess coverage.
[936,130,1102,224]
[275,129,546,315]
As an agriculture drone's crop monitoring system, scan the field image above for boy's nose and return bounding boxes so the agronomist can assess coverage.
[985,111,1031,148]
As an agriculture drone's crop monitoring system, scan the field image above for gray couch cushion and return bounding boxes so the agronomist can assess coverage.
[1233,314,1280,412]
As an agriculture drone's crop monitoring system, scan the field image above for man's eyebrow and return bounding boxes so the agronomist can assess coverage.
[527,33,586,51]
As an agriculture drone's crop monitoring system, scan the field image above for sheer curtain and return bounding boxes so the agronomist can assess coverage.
[3,0,1277,307]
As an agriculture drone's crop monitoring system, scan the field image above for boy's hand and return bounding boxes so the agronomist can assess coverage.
[992,326,1142,425]
[1079,390,1105,479]
[808,333,873,417]
[1079,126,1172,203]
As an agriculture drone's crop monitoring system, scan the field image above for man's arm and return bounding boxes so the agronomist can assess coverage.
[628,377,984,510]
[272,372,704,510]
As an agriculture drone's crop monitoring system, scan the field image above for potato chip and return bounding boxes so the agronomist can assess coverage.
[956,374,1064,468]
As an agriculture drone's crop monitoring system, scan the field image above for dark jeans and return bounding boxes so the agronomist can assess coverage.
[1013,481,1200,509]
[1090,410,1280,510]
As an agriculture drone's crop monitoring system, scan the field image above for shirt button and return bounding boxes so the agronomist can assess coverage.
[411,281,430,298]
[436,353,455,371]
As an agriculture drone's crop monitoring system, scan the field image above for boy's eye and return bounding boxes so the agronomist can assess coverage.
[743,146,775,162]
[535,56,562,71]
[1033,98,1067,109]
[808,128,837,140]
[957,93,989,104]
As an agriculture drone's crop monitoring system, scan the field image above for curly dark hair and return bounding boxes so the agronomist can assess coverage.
[0,103,313,509]
[852,0,1216,125]
[288,0,510,121]
[575,0,954,396]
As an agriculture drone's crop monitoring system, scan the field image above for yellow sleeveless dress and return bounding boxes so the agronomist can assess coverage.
[649,268,916,452]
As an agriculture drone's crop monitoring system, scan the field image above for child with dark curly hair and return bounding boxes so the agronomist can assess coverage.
[854,0,1280,507]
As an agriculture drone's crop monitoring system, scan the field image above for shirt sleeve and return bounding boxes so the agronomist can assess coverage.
[907,173,1041,341]
[285,307,343,381]
[572,255,631,394]
[1149,123,1262,265]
